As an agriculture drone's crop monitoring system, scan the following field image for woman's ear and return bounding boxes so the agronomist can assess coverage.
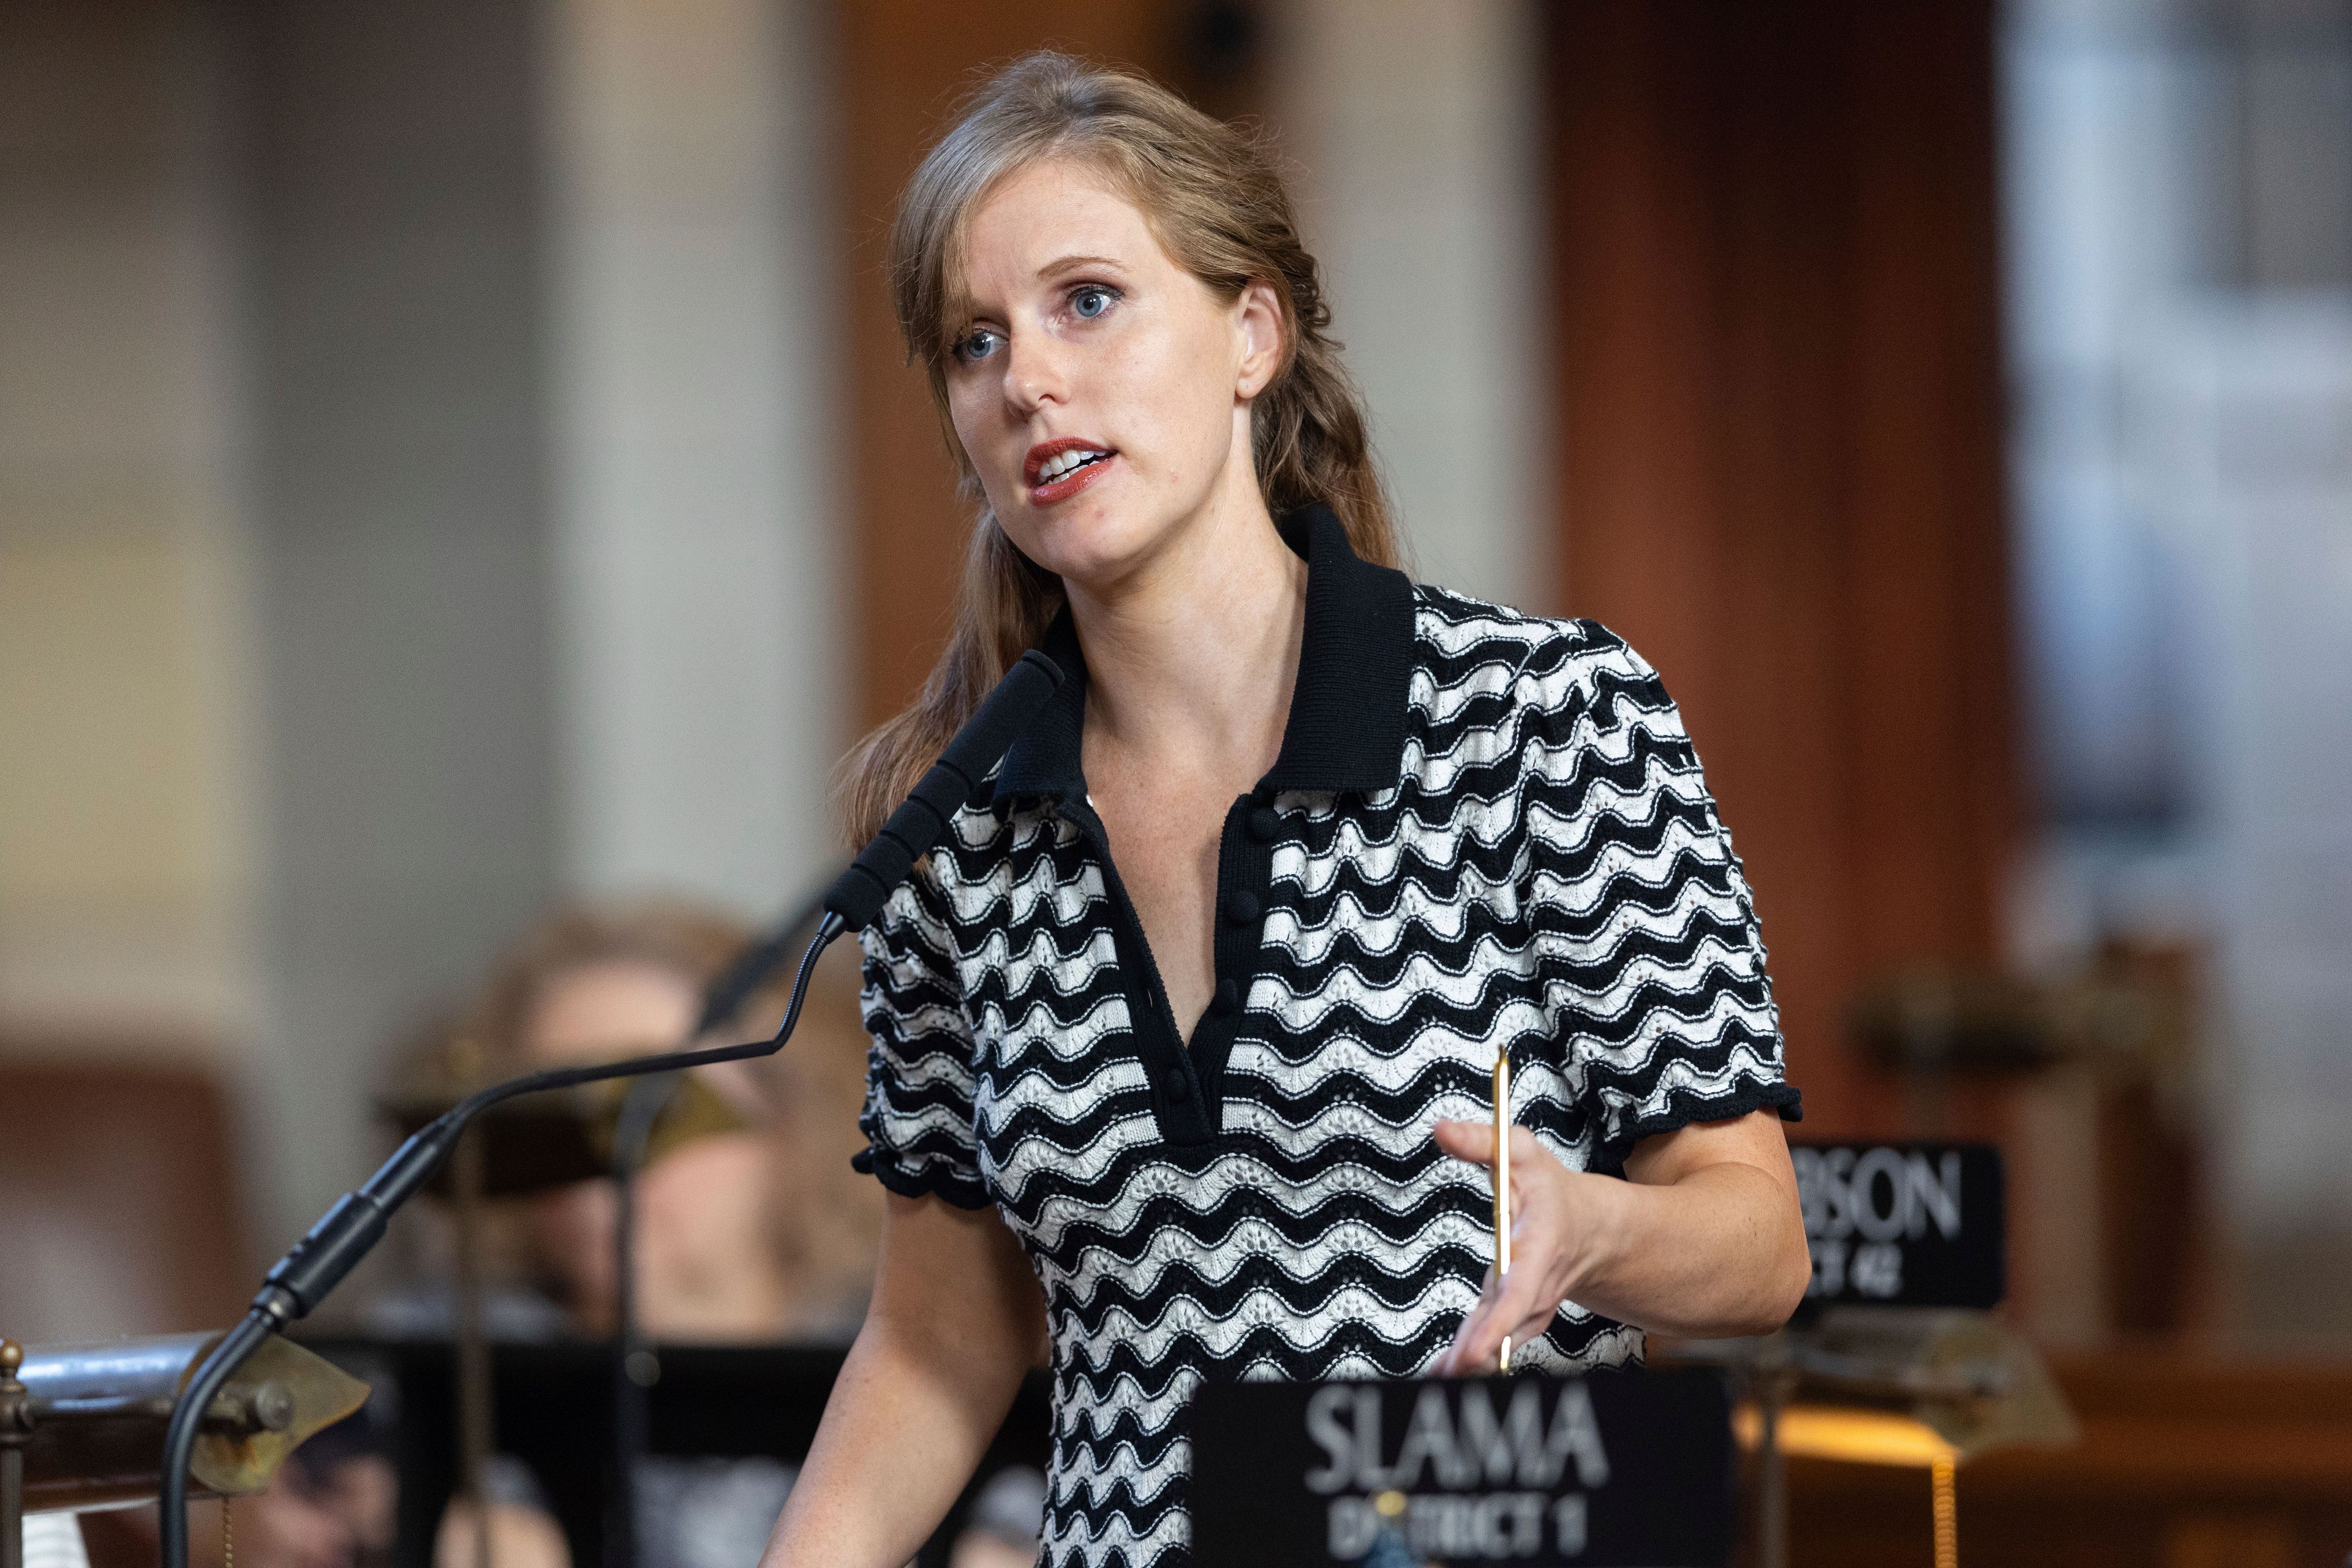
[1234,279,1286,400]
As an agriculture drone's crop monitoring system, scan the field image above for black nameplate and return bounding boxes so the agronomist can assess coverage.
[1789,1142,2004,1309]
[1191,1370,1732,1567]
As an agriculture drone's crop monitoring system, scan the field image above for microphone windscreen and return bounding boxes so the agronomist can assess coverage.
[824,649,1065,932]
[939,649,1065,782]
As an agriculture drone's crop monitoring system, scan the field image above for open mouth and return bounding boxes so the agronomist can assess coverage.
[1025,440,1118,503]
[1036,448,1111,483]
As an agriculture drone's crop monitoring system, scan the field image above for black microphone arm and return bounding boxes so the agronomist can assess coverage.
[609,884,832,1568]
[157,647,1061,1568]
[824,649,1066,931]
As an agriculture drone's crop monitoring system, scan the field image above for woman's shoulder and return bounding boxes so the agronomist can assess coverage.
[1409,581,1662,694]
[1403,584,1704,815]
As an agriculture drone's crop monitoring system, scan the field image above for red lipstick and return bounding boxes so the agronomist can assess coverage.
[1023,436,1117,507]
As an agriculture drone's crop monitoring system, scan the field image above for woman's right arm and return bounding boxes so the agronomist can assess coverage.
[762,1189,1046,1567]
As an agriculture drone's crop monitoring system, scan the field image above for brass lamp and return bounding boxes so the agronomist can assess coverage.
[1675,1306,2077,1568]
[1,1331,369,1516]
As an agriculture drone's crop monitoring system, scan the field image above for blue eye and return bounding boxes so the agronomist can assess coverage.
[1071,285,1115,320]
[954,327,1001,364]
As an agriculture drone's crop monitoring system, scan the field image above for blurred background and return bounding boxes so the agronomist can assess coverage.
[3,0,2351,1561]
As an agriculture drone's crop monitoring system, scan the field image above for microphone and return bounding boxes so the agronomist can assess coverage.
[823,647,1065,931]
[157,649,1062,1568]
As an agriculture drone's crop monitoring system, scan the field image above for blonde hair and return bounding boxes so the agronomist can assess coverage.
[451,899,755,1082]
[839,51,1403,845]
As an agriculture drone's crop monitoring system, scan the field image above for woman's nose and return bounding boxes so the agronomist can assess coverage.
[1003,331,1069,412]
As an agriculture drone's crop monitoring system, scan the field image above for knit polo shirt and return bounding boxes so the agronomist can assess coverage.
[853,504,1800,1567]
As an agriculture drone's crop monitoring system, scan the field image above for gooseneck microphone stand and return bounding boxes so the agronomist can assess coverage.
[608,1070,669,1568]
[160,924,838,1568]
[157,649,1063,1568]
[606,892,830,1568]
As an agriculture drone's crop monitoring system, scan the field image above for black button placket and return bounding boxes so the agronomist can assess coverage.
[991,503,1415,1153]
[1189,793,1280,1120]
[1059,797,1219,1146]
[1053,790,1282,1148]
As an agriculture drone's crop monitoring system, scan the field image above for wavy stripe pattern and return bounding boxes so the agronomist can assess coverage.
[856,590,1797,1567]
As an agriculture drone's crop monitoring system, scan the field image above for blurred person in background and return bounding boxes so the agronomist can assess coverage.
[236,1409,401,1568]
[445,900,880,1345]
[417,900,880,1568]
[193,900,882,1568]
[23,1514,90,1568]
[947,1467,1049,1568]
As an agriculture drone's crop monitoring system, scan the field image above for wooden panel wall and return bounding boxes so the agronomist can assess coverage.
[838,2,1232,734]
[1545,1,2016,1134]
[0,1056,252,1338]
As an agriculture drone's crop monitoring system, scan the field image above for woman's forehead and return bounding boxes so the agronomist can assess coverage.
[531,957,696,1027]
[951,157,1167,301]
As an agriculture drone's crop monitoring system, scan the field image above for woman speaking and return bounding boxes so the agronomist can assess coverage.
[765,52,1811,1568]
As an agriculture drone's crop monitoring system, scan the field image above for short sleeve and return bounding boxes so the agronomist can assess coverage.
[851,869,993,1210]
[1521,627,1801,1167]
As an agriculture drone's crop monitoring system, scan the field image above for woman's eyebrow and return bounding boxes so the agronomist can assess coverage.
[1035,253,1126,281]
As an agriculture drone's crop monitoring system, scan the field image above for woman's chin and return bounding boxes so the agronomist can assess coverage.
[1009,503,1164,590]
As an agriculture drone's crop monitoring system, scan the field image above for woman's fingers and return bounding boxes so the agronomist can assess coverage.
[1482,1253,1553,1360]
[1431,1117,1498,1164]
[1432,1120,1569,1374]
[1434,1120,1553,1171]
[1434,1262,1497,1374]
[1442,1223,1562,1373]
[1446,1280,1550,1374]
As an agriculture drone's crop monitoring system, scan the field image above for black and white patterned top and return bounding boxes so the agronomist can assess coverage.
[853,507,1801,1567]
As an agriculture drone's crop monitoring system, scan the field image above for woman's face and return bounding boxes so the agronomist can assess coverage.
[944,157,1283,590]
[521,960,789,1340]
[523,959,698,1066]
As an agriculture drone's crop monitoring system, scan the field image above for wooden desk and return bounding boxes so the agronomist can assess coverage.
[1782,1354,2352,1567]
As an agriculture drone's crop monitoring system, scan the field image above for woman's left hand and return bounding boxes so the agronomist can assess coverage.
[1428,1119,1620,1377]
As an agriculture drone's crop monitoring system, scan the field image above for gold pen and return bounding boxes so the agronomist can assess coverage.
[1492,1049,1513,1373]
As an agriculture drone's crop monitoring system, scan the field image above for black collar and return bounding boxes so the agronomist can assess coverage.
[993,503,1415,805]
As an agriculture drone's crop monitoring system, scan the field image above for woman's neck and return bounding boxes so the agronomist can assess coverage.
[1065,478,1306,780]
